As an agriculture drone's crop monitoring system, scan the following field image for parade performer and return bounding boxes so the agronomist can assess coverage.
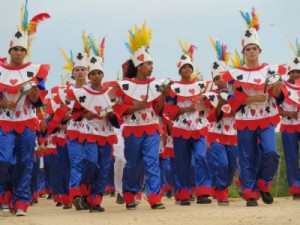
[0,0,50,216]
[114,21,166,210]
[222,8,286,206]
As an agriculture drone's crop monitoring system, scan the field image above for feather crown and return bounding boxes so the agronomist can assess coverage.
[230,50,246,69]
[239,7,259,31]
[209,36,230,65]
[178,39,197,62]
[287,37,300,57]
[87,33,106,62]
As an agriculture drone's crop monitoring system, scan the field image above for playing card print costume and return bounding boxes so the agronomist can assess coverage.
[222,8,286,204]
[163,39,212,203]
[279,39,300,196]
[114,22,165,209]
[0,0,50,214]
[206,37,238,205]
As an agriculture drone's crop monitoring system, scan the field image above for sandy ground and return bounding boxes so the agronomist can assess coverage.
[1,196,299,225]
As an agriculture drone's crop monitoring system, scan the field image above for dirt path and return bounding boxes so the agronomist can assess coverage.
[1,196,299,225]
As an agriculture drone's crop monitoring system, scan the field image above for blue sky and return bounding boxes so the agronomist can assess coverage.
[1,0,300,89]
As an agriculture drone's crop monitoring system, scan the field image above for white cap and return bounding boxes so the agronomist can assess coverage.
[9,30,28,51]
[211,60,226,79]
[241,28,260,49]
[73,52,88,69]
[287,57,300,74]
[132,46,152,67]
[177,54,193,71]
[88,55,104,74]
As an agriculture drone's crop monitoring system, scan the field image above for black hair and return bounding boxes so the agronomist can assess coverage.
[8,46,27,54]
[124,59,137,78]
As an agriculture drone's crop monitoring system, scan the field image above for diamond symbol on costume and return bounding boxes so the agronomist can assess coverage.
[79,96,86,103]
[294,58,300,64]
[213,62,219,70]
[245,30,252,37]
[122,83,129,90]
[77,53,83,60]
[27,71,34,78]
[180,55,187,60]
[174,87,180,93]
[90,57,97,64]
[237,74,243,81]
[15,31,22,39]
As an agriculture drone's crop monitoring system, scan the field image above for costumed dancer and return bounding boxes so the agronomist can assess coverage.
[0,0,50,216]
[279,38,300,200]
[114,21,166,210]
[222,7,286,206]
[205,37,238,206]
[162,39,211,206]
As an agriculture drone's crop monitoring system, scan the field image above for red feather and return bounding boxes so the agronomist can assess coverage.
[27,13,50,36]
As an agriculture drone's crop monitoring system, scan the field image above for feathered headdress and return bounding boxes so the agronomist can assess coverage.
[16,0,50,56]
[58,48,73,72]
[177,39,196,71]
[287,37,300,73]
[191,67,204,81]
[230,50,246,69]
[88,33,106,61]
[239,7,259,31]
[82,30,92,57]
[209,37,230,79]
[124,21,153,67]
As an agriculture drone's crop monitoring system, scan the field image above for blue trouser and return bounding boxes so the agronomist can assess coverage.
[107,157,115,192]
[282,131,300,189]
[0,127,36,208]
[122,132,160,197]
[160,157,174,191]
[44,154,60,197]
[81,141,112,201]
[67,138,85,195]
[31,155,40,196]
[238,125,279,196]
[173,136,211,199]
[208,142,238,189]
[57,144,70,195]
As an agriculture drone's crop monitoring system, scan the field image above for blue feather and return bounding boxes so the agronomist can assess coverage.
[24,0,29,30]
[124,42,133,54]
[216,40,222,61]
[129,30,135,39]
[239,10,251,25]
[296,38,300,57]
[88,34,99,56]
[70,50,73,62]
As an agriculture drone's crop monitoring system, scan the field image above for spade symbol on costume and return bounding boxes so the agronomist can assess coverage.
[110,99,116,103]
[180,55,187,60]
[77,53,83,60]
[79,96,86,103]
[131,113,137,121]
[90,57,97,64]
[15,31,22,39]
[6,111,10,117]
[27,71,34,78]
[217,124,222,130]
[287,116,292,121]
[288,91,291,96]
[209,95,215,102]
[294,58,300,64]
[245,30,252,37]
[265,106,270,113]
[182,118,187,124]
[198,83,205,89]
[174,88,180,94]
[155,85,160,92]
[198,118,202,124]
[213,62,219,70]
[122,84,129,91]
[237,74,243,81]
[241,107,246,115]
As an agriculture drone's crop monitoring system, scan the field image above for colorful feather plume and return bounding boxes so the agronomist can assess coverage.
[230,50,246,69]
[178,39,197,62]
[82,30,92,56]
[58,47,73,72]
[209,36,230,65]
[239,7,259,31]
[287,37,300,57]
[124,21,152,53]
[88,33,106,61]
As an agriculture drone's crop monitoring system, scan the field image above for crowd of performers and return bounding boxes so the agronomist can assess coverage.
[1,1,300,217]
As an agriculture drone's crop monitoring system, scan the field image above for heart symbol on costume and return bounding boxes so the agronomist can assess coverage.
[259,108,264,115]
[15,111,21,118]
[137,54,144,62]
[253,79,261,84]
[186,120,192,126]
[222,105,231,114]
[141,113,147,121]
[10,79,18,86]
[94,106,102,113]
[102,126,106,132]
[189,89,195,95]
[250,109,256,116]
[27,71,34,78]
[24,108,27,115]
[140,95,147,100]
[272,102,276,109]
[177,61,182,68]
[224,125,230,132]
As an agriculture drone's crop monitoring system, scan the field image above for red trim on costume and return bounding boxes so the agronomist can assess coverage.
[78,133,117,146]
[80,184,92,196]
[280,124,300,133]
[123,77,155,84]
[243,188,259,200]
[70,187,81,198]
[0,118,39,133]
[207,133,237,145]
[257,179,272,192]
[123,192,135,204]
[214,188,228,202]
[123,124,162,138]
[1,62,32,70]
[228,90,248,112]
[87,194,102,206]
[61,194,73,205]
[82,86,109,95]
[147,193,162,206]
[14,200,30,211]
[53,194,62,203]
[52,136,67,146]
[66,130,80,141]
[179,188,190,200]
[235,115,280,131]
[195,185,212,197]
[289,185,300,194]
[164,147,175,158]
[0,191,12,204]
[171,127,208,140]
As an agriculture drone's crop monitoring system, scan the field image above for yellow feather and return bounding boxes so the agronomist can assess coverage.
[209,36,217,53]
[58,47,73,72]
[20,5,25,32]
[287,36,297,57]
